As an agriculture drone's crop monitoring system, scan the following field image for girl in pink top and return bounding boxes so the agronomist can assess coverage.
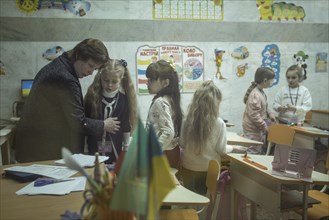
[242,67,277,154]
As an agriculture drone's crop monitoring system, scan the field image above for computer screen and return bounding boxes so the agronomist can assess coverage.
[21,79,33,98]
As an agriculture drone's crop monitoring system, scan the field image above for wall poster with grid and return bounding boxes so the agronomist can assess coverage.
[153,0,223,20]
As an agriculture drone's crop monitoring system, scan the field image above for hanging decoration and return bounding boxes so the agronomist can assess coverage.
[293,51,309,80]
[236,63,248,78]
[214,48,225,79]
[231,46,249,60]
[315,52,328,73]
[42,46,65,61]
[261,44,281,86]
[16,0,91,16]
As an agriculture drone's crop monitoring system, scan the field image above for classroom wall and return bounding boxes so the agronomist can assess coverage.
[1,0,328,133]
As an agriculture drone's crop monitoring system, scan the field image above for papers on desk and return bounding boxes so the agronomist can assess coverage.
[16,177,86,195]
[227,145,248,153]
[4,164,78,179]
[54,153,109,167]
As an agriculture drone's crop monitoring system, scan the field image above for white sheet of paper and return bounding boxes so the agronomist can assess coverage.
[16,177,87,195]
[54,154,109,167]
[4,164,77,179]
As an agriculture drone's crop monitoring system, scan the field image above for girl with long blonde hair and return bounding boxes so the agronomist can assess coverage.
[84,59,137,163]
[180,80,227,195]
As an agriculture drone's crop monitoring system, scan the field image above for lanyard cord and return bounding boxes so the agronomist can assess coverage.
[289,86,299,106]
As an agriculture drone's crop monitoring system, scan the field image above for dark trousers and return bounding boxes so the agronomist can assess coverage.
[181,166,207,195]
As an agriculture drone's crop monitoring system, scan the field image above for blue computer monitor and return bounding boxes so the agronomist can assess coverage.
[21,79,33,98]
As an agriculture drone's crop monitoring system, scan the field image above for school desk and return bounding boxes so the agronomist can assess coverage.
[0,160,209,220]
[227,153,329,220]
[0,124,14,165]
[310,110,329,130]
[290,125,329,149]
[226,131,263,146]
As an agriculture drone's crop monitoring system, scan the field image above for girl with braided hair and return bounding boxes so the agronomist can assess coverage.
[242,67,277,154]
[84,59,137,164]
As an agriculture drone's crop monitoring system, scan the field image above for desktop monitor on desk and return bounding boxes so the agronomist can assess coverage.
[21,79,33,99]
[12,79,34,117]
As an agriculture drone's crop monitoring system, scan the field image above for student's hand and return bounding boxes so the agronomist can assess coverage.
[278,105,289,113]
[104,117,120,134]
[270,115,278,124]
[286,104,297,112]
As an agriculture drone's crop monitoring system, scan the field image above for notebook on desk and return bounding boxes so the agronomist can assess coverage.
[271,144,316,182]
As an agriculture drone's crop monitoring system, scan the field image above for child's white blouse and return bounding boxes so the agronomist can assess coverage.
[146,95,178,151]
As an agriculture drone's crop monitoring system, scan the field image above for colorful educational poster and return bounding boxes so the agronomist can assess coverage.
[153,0,223,20]
[182,46,204,92]
[136,45,204,94]
[315,52,328,73]
[261,44,281,87]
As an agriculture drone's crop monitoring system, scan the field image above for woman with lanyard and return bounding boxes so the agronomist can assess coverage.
[273,64,312,125]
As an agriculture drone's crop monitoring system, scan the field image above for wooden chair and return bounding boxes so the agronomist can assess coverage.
[172,160,220,220]
[267,133,322,215]
[304,111,312,124]
[198,160,221,220]
[265,124,296,155]
[159,209,199,220]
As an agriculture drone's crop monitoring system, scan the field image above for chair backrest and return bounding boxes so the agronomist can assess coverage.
[201,160,220,220]
[305,111,312,124]
[196,160,221,220]
[206,160,220,202]
[267,124,296,146]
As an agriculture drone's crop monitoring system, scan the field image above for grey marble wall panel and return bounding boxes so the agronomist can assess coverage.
[1,17,328,42]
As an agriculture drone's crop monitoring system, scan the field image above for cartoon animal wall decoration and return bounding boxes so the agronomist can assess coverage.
[16,0,39,14]
[63,0,91,16]
[315,52,328,73]
[256,0,273,20]
[261,44,281,86]
[256,0,305,21]
[236,63,248,78]
[231,46,249,60]
[43,46,65,61]
[294,50,309,80]
[214,48,225,79]
[16,0,91,16]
